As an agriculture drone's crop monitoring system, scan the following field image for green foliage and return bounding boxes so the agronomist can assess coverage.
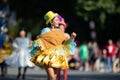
[8,18,22,38]
[75,0,120,28]
[116,6,120,13]
[8,18,44,39]
[83,1,98,11]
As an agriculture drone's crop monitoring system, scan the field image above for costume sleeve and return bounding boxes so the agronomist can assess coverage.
[29,39,41,57]
[40,27,50,35]
[30,27,50,57]
[63,38,76,55]
[12,38,19,49]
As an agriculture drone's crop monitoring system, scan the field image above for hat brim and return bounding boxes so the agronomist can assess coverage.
[46,13,58,25]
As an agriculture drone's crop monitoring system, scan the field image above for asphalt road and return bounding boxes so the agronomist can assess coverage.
[0,67,120,80]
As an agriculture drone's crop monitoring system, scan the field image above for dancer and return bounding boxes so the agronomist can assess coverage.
[5,28,34,79]
[0,30,7,77]
[57,15,76,80]
[30,11,76,80]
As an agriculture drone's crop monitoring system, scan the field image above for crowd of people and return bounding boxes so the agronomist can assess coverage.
[0,10,120,80]
[68,39,120,73]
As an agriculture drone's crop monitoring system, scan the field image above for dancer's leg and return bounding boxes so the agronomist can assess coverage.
[16,67,21,79]
[63,69,68,80]
[22,67,27,79]
[57,69,61,80]
[1,63,4,77]
[45,66,58,80]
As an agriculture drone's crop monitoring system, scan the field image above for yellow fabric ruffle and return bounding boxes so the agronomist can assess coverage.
[30,30,71,69]
[30,45,68,69]
[0,49,10,63]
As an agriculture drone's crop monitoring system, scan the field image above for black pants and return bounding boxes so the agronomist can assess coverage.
[0,61,7,77]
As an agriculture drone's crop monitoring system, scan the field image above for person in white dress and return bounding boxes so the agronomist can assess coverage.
[4,28,34,79]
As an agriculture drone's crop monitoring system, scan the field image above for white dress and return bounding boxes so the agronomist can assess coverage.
[4,37,34,68]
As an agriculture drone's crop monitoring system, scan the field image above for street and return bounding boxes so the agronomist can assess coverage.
[0,67,120,80]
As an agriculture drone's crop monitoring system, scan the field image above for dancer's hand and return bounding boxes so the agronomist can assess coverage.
[71,32,77,39]
[37,46,41,50]
[37,46,44,51]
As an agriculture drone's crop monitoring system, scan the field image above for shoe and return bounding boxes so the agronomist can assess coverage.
[1,73,4,77]
[22,74,25,80]
[16,73,21,79]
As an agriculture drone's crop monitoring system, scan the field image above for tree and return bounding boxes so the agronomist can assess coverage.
[75,0,120,28]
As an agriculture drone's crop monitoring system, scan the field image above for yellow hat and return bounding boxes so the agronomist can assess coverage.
[44,11,58,24]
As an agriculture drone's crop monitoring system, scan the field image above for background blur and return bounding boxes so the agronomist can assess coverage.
[1,0,120,48]
[1,0,120,80]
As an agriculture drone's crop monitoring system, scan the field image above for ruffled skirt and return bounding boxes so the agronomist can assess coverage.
[4,49,34,68]
[30,45,69,69]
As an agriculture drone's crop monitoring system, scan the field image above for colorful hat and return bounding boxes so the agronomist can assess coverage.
[44,11,58,25]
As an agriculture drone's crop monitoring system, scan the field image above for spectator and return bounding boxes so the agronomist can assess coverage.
[0,30,6,77]
[87,41,94,71]
[91,41,101,71]
[79,41,89,71]
[113,39,120,72]
[101,49,108,72]
[105,39,116,72]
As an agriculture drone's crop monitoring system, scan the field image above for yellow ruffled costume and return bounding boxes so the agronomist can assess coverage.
[30,30,70,69]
